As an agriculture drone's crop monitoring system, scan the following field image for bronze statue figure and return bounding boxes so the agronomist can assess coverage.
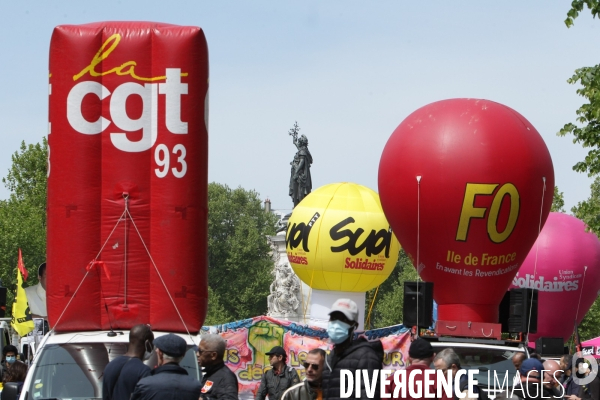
[288,122,312,207]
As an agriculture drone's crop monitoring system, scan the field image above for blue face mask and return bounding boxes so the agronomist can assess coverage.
[327,320,352,344]
[6,356,15,364]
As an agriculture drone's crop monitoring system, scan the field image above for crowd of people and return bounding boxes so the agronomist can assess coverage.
[3,296,599,400]
[511,351,600,400]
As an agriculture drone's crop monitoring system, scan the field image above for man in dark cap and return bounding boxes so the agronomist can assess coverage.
[321,298,384,400]
[197,334,238,400]
[386,338,451,400]
[513,358,547,399]
[131,333,200,400]
[256,345,301,400]
[103,324,154,400]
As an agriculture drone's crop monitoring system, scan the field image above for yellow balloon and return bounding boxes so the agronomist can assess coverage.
[286,182,400,292]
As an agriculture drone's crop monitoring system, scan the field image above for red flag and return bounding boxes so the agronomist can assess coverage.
[86,260,111,280]
[17,249,28,281]
[574,320,582,353]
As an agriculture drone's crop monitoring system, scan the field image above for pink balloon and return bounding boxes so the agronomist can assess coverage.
[510,213,600,342]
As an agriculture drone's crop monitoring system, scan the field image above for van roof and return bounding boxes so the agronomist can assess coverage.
[44,330,200,345]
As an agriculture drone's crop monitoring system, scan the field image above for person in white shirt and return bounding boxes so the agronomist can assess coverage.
[24,263,46,319]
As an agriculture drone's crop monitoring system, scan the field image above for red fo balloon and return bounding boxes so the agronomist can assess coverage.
[378,99,554,323]
[510,213,600,341]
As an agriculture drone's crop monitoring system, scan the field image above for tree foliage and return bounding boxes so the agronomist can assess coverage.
[559,1,600,175]
[569,177,600,340]
[207,183,279,323]
[551,186,566,213]
[365,249,419,329]
[579,295,600,341]
[0,139,48,313]
[572,176,600,234]
[565,0,600,27]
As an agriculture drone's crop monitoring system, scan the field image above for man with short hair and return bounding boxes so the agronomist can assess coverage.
[513,353,527,372]
[282,348,326,400]
[257,346,301,400]
[197,334,238,400]
[542,360,564,398]
[103,324,154,400]
[131,333,201,400]
[433,348,480,400]
[25,262,47,319]
[321,299,383,400]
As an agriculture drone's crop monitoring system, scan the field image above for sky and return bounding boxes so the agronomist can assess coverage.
[0,1,597,214]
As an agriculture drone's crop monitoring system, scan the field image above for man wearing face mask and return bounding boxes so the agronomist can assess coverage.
[321,299,384,400]
[1,345,19,382]
[102,324,154,400]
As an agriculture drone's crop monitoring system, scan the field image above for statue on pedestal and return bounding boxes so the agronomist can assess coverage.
[288,122,313,208]
[267,239,302,317]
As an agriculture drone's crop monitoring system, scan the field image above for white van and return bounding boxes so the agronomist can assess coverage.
[6,330,201,400]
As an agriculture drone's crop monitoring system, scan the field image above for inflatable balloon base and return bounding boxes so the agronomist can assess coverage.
[305,289,366,330]
[435,320,501,340]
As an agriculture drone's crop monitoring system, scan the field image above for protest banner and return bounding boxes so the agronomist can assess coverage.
[202,316,411,400]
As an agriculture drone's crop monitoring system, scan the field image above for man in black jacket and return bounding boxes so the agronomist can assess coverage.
[198,334,238,400]
[321,298,384,400]
[257,346,301,400]
[131,333,201,400]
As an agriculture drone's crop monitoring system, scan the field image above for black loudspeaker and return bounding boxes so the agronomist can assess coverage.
[499,288,538,333]
[0,287,6,318]
[536,337,565,356]
[403,281,434,328]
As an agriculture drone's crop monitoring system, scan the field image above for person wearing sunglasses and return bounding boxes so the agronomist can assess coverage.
[197,334,238,400]
[282,348,326,400]
[257,346,301,400]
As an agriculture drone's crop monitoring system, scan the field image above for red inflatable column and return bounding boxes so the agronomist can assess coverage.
[48,22,208,332]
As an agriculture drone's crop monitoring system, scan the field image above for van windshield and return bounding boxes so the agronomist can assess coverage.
[27,342,200,400]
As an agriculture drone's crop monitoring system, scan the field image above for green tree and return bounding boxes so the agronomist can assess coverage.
[579,296,600,341]
[570,176,600,341]
[0,139,48,314]
[207,183,279,323]
[551,186,565,213]
[559,1,600,175]
[572,176,600,234]
[203,286,233,326]
[365,249,419,329]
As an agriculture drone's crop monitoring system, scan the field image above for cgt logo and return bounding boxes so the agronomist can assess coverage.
[51,34,197,180]
[330,217,393,257]
[286,212,321,252]
[65,34,188,153]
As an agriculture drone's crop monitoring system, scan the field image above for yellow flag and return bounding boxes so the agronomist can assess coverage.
[11,254,34,336]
